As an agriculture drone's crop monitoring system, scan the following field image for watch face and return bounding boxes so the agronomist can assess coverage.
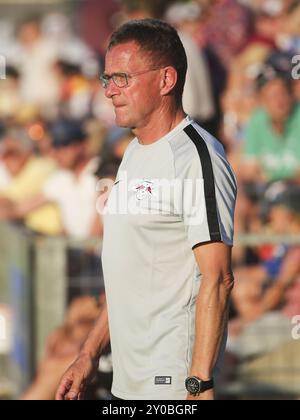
[186,377,201,394]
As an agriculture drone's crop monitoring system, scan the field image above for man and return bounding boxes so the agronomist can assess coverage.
[165,2,216,131]
[56,19,237,401]
[39,119,100,238]
[4,120,100,239]
[14,17,60,110]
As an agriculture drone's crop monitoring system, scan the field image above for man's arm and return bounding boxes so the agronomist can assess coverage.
[13,194,49,218]
[56,301,110,400]
[0,194,49,221]
[188,242,234,400]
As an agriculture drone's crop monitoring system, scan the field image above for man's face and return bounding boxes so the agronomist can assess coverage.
[104,42,162,129]
[2,137,31,176]
[261,79,293,123]
[18,22,41,46]
[54,143,84,170]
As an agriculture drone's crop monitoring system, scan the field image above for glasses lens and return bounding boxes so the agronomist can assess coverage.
[100,76,109,89]
[113,73,128,88]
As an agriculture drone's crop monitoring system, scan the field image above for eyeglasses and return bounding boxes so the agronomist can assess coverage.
[100,68,162,89]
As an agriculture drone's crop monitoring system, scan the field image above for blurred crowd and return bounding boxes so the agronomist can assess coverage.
[1,0,300,399]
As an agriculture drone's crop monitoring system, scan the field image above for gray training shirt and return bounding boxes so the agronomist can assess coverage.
[102,116,237,400]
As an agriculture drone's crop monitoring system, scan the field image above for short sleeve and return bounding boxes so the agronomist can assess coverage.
[182,126,237,249]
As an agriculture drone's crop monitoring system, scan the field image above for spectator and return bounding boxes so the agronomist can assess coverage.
[241,67,300,183]
[165,2,216,131]
[0,66,22,119]
[14,16,60,112]
[0,127,61,235]
[227,183,300,361]
[232,184,300,323]
[204,0,253,68]
[55,60,92,120]
[5,119,100,239]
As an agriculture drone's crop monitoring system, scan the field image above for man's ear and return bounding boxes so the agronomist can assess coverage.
[160,66,178,96]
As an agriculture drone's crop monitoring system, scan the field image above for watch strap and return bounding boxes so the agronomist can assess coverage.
[200,378,214,392]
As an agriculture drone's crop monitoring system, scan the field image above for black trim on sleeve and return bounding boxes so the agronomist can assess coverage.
[184,124,221,243]
[192,240,223,251]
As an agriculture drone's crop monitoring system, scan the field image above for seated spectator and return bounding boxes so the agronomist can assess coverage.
[3,119,101,239]
[204,0,253,69]
[241,67,300,183]
[226,184,300,362]
[232,184,300,324]
[233,0,285,71]
[0,127,61,235]
[221,62,259,156]
[55,60,93,120]
[0,66,22,119]
[279,0,300,53]
[14,16,60,112]
[165,2,216,132]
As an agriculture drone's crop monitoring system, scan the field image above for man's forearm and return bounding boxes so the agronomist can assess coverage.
[14,195,49,219]
[81,302,110,361]
[189,276,233,379]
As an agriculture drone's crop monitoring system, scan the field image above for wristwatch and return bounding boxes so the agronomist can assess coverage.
[185,376,214,396]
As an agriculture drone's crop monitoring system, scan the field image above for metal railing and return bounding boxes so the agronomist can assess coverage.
[0,223,102,398]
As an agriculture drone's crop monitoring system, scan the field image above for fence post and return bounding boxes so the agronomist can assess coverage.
[0,223,32,397]
[33,237,67,364]
[0,55,6,80]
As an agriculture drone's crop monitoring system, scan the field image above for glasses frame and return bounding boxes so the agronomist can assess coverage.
[100,68,162,89]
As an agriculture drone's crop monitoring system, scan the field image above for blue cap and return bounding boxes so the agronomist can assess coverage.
[51,119,86,148]
[256,64,291,91]
[265,51,293,74]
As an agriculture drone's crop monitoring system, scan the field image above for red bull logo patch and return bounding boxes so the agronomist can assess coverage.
[134,181,154,201]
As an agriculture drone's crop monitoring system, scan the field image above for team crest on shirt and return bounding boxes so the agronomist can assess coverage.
[133,181,154,201]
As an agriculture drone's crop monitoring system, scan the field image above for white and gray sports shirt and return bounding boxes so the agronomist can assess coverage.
[102,116,237,400]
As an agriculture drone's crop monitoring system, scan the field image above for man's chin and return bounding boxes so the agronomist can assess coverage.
[115,116,133,129]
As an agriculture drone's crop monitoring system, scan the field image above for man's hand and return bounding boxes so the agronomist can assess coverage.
[55,353,98,400]
[186,389,214,401]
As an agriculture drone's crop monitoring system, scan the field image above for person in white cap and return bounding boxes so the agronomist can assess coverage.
[165,2,216,131]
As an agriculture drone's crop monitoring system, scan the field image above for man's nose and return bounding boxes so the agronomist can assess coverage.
[105,79,120,99]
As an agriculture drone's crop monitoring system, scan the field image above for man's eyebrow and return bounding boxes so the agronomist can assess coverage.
[103,71,127,77]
